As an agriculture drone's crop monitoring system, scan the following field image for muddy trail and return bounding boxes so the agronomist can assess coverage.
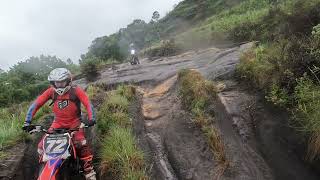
[2,42,320,179]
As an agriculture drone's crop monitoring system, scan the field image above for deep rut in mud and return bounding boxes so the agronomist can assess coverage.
[214,81,320,180]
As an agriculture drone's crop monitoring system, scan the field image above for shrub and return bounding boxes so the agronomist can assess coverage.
[294,77,320,133]
[236,44,280,89]
[178,69,217,111]
[142,39,181,58]
[265,83,290,107]
[293,77,320,161]
[80,58,99,82]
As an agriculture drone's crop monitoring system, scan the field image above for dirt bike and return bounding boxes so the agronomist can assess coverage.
[130,55,140,65]
[25,124,89,180]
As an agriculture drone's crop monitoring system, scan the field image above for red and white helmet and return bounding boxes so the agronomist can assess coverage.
[48,68,72,95]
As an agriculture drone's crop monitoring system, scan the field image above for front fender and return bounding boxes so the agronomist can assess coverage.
[38,159,63,180]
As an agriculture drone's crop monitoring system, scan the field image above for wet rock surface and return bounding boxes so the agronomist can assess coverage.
[139,77,217,180]
[215,82,320,180]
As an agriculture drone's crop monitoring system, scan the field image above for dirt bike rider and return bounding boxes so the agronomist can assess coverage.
[22,68,96,180]
[129,43,140,64]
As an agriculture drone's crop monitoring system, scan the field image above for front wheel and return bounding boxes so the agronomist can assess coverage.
[37,163,45,179]
[58,158,85,180]
[134,57,140,64]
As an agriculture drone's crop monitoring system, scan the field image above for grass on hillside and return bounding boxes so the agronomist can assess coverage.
[200,0,320,161]
[175,0,271,48]
[177,69,229,176]
[95,85,147,180]
[237,41,320,161]
[175,0,320,49]
[235,0,320,159]
[0,102,51,159]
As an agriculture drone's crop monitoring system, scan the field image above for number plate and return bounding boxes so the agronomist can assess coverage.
[43,134,70,155]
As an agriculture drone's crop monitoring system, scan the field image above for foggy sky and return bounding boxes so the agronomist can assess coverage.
[0,0,182,70]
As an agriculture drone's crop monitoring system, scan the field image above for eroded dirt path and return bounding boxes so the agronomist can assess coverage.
[138,75,218,180]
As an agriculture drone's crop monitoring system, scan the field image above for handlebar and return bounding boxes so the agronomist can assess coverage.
[25,123,89,134]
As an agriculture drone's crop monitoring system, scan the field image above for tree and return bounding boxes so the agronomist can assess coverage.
[80,57,99,82]
[10,55,67,83]
[67,58,73,65]
[0,55,66,107]
[151,11,161,40]
[152,11,160,22]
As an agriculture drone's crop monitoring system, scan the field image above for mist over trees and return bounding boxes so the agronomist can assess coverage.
[81,10,166,64]
[0,55,72,107]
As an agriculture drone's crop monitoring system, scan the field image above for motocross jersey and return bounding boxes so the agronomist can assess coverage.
[25,86,95,128]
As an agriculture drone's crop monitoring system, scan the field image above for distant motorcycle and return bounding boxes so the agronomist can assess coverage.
[129,49,140,65]
[24,124,89,180]
[130,55,140,65]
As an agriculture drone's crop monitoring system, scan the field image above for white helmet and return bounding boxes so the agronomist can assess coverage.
[48,68,72,95]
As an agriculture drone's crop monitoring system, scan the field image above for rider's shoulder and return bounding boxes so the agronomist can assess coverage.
[47,86,55,93]
[71,84,78,89]
[72,85,84,93]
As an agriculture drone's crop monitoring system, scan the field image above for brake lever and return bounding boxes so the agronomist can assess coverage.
[29,129,38,134]
[79,123,89,128]
[29,127,42,134]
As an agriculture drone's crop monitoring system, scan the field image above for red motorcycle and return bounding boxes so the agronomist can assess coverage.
[25,124,88,180]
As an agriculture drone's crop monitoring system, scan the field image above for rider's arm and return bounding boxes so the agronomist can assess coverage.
[75,87,95,123]
[25,87,53,125]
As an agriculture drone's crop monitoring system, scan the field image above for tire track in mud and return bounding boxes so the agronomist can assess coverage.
[139,76,178,180]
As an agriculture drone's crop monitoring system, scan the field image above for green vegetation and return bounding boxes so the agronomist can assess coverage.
[141,39,181,59]
[82,19,161,63]
[233,0,320,160]
[176,0,270,48]
[81,0,259,61]
[0,102,50,159]
[80,57,119,81]
[96,85,147,180]
[0,55,79,107]
[83,0,245,60]
[80,57,100,82]
[178,69,228,176]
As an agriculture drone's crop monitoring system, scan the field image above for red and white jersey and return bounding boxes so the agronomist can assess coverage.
[25,86,95,128]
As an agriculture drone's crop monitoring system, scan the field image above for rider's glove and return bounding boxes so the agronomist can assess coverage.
[82,119,96,127]
[22,122,32,132]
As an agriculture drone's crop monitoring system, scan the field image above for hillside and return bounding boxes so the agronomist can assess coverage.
[1,0,320,179]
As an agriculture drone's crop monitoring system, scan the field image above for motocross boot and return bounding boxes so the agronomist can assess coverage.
[81,155,96,180]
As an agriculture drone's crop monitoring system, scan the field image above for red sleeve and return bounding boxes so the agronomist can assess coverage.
[75,86,95,122]
[25,87,53,124]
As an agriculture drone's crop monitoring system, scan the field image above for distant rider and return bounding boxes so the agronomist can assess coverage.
[23,68,96,180]
[129,43,140,64]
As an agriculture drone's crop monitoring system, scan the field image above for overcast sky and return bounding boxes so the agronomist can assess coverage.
[0,0,182,70]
